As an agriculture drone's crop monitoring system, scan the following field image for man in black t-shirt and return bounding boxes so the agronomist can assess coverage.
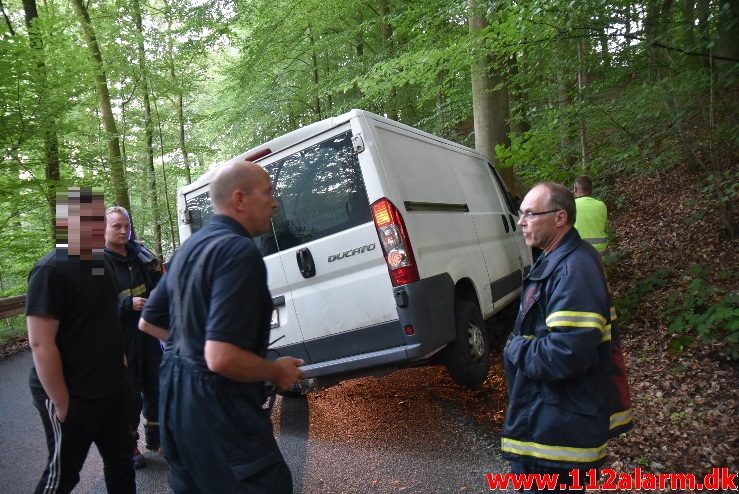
[26,187,135,494]
[140,162,304,493]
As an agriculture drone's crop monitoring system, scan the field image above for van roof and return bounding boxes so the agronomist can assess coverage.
[179,109,487,196]
[179,109,365,196]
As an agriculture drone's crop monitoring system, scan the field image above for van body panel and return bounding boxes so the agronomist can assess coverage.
[294,272,456,380]
[393,272,456,355]
[303,319,406,363]
[252,124,398,366]
[373,124,468,205]
[175,109,532,389]
[299,342,423,380]
[280,223,398,342]
[359,115,514,312]
[266,318,406,371]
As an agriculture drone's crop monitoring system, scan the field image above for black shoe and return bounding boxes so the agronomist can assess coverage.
[133,447,147,469]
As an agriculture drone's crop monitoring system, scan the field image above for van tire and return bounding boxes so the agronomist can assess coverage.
[443,300,490,388]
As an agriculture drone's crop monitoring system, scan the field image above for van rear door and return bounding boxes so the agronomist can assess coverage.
[261,127,402,368]
[181,187,310,363]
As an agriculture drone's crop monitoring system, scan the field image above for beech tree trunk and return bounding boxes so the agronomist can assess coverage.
[22,0,59,243]
[378,0,398,121]
[132,0,163,257]
[71,0,130,210]
[308,24,321,118]
[469,0,514,192]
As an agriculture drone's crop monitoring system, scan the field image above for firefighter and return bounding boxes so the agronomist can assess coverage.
[139,162,303,493]
[104,206,163,468]
[503,182,632,492]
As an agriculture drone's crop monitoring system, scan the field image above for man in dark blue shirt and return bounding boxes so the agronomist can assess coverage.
[139,162,304,493]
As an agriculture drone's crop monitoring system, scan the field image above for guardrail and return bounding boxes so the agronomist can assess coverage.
[0,295,26,320]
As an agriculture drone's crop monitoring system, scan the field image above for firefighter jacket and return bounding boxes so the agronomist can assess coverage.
[105,240,163,384]
[501,228,632,469]
[574,196,608,252]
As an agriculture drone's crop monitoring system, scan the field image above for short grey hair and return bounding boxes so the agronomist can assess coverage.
[536,181,576,226]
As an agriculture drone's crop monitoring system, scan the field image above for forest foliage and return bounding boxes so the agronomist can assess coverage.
[0,0,737,303]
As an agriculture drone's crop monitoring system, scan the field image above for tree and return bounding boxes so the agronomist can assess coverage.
[131,0,163,256]
[23,0,60,242]
[71,0,131,211]
[469,0,514,192]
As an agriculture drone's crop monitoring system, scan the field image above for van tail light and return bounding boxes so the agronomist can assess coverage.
[371,198,419,287]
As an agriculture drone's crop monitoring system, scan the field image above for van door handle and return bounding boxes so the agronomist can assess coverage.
[500,214,510,233]
[296,248,316,278]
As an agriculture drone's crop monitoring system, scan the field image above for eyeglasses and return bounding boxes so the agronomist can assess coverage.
[517,209,561,219]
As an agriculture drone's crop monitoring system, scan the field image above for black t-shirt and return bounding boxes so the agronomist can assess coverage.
[26,249,127,399]
[144,216,277,460]
[143,215,272,367]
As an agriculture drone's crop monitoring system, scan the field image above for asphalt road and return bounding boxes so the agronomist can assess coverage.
[1,350,511,493]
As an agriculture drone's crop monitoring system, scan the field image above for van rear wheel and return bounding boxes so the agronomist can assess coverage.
[442,300,490,388]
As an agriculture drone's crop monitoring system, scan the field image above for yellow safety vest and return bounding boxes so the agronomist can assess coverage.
[575,196,608,252]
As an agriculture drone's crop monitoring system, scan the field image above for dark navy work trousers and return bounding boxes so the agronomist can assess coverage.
[159,352,293,494]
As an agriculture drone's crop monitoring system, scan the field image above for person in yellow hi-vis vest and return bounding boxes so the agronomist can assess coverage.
[573,175,608,254]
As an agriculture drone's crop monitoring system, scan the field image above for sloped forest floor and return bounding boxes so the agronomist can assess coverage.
[603,167,738,479]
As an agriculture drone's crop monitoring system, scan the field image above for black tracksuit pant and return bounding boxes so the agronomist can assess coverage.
[31,386,135,494]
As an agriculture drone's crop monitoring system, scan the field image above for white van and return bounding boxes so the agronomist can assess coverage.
[177,109,531,391]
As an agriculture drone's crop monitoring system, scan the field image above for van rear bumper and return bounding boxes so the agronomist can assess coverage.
[299,342,424,379]
[394,272,456,353]
[293,273,456,381]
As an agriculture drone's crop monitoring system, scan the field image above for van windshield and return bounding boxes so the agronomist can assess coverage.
[184,130,370,257]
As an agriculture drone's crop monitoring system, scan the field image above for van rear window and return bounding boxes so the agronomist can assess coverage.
[266,130,370,251]
[184,130,370,256]
[184,191,277,256]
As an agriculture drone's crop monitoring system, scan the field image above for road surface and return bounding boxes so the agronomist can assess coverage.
[0,350,511,493]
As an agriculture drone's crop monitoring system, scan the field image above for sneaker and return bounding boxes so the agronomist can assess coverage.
[133,447,147,469]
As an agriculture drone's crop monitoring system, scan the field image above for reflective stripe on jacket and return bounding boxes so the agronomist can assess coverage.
[501,229,632,469]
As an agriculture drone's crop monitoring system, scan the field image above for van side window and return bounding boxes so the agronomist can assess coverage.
[269,131,371,250]
[488,165,519,215]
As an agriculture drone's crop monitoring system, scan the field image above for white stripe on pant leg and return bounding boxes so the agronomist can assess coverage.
[43,399,62,493]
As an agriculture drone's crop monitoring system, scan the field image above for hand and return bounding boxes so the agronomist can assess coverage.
[55,399,69,423]
[132,297,147,311]
[270,357,304,391]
